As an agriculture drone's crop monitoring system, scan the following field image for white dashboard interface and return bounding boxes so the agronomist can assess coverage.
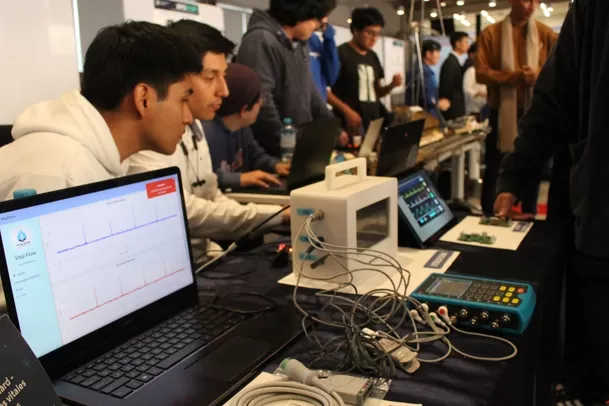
[0,175,194,358]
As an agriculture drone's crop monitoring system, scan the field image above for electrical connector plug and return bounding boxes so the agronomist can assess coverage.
[311,210,325,221]
[437,306,452,325]
[409,309,426,325]
[429,312,447,328]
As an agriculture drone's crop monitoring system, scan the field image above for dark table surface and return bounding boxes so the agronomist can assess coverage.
[0,219,563,406]
[198,219,564,406]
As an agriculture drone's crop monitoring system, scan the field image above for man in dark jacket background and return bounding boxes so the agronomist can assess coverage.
[237,0,339,158]
[439,31,469,120]
[495,1,609,402]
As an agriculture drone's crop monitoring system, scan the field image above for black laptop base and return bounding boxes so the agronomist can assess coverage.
[56,300,303,406]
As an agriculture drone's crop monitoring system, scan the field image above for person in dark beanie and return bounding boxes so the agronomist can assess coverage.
[204,63,291,190]
[237,0,341,157]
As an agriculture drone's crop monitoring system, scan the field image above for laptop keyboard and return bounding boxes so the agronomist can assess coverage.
[62,303,248,399]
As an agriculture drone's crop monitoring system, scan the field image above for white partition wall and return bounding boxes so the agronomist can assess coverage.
[381,37,406,110]
[333,25,352,48]
[76,0,226,72]
[0,0,80,124]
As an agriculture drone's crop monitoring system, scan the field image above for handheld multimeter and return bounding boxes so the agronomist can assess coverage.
[411,273,536,335]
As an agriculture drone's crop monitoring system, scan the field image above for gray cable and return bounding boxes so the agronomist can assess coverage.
[290,212,519,378]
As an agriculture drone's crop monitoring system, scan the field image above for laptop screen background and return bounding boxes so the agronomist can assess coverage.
[0,175,194,358]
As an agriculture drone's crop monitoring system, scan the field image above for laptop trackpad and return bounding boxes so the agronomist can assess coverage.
[185,336,272,382]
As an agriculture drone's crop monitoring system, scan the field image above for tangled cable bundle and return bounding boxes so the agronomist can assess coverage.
[291,211,518,379]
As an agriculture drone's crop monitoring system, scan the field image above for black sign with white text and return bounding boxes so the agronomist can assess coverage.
[0,316,61,406]
[154,0,199,15]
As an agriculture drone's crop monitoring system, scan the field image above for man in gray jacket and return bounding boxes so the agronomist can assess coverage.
[237,0,339,158]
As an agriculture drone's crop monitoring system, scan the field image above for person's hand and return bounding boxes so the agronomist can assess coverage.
[438,98,451,111]
[275,162,291,176]
[344,108,363,128]
[391,73,403,88]
[281,208,291,224]
[338,130,350,147]
[494,192,536,220]
[523,66,538,86]
[240,170,282,188]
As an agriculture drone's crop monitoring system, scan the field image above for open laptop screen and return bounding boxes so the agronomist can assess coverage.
[0,173,193,358]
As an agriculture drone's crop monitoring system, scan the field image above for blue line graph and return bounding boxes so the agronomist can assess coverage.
[57,214,177,254]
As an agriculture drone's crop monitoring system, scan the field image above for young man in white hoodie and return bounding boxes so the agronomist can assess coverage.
[128,21,289,264]
[0,21,202,201]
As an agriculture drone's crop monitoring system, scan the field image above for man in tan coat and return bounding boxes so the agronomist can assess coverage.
[476,0,557,215]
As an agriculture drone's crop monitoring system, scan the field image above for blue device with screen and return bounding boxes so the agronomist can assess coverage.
[397,171,456,248]
[411,273,536,335]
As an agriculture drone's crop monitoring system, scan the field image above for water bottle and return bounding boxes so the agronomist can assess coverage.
[280,117,296,163]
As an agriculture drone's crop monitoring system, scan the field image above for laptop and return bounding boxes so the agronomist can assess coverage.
[376,119,426,179]
[227,117,341,195]
[0,167,302,406]
[357,117,385,158]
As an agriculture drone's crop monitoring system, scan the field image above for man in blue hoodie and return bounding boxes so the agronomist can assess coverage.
[309,22,340,102]
[237,0,338,158]
[204,63,291,191]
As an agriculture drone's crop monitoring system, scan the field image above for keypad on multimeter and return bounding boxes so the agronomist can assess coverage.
[464,281,527,307]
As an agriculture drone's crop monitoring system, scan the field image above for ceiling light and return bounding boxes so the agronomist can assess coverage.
[453,13,463,20]
[481,10,488,16]
[540,2,547,9]
[543,9,550,17]
[441,2,447,6]
[347,18,352,23]
[489,1,496,7]
[460,19,471,27]
[487,16,496,23]
[430,11,438,17]
[547,6,554,12]
[397,8,405,15]
[457,0,465,6]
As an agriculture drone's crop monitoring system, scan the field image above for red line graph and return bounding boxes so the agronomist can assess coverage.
[69,268,185,320]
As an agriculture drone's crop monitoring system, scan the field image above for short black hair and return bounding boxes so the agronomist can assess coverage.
[168,20,236,56]
[422,39,442,56]
[269,0,337,27]
[450,31,469,49]
[468,42,478,54]
[81,21,202,111]
[350,7,385,34]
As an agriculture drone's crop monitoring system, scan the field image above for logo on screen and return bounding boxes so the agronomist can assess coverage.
[12,227,32,249]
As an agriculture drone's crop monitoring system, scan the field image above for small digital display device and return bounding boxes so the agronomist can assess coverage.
[356,198,389,248]
[397,171,455,247]
[411,273,537,335]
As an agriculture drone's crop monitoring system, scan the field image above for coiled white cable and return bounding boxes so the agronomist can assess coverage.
[232,381,343,406]
[232,359,345,406]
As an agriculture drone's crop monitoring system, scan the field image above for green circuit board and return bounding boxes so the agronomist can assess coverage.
[479,216,513,227]
[458,231,496,245]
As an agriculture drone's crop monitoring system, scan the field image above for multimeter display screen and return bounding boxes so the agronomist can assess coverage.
[429,279,471,297]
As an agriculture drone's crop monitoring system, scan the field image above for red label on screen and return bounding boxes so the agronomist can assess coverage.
[146,178,177,199]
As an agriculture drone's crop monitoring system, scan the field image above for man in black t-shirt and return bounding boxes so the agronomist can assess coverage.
[328,7,402,134]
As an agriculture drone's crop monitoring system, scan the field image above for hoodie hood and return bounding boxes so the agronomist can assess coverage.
[11,90,126,176]
[246,9,295,50]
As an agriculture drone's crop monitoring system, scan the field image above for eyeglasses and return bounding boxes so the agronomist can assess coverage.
[362,28,382,38]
